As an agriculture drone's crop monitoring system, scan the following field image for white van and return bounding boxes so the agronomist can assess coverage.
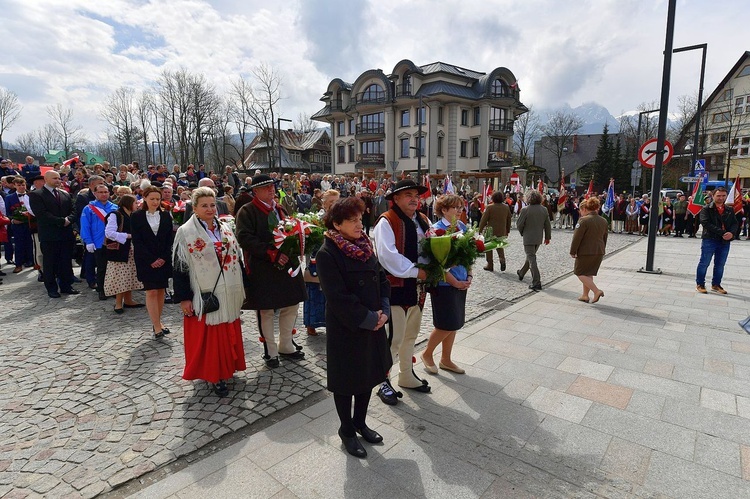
[660,189,683,200]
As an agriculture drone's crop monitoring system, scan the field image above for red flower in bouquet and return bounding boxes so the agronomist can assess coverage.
[434,228,446,236]
[475,239,485,252]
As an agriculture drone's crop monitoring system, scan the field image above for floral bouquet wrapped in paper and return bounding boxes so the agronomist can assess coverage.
[11,204,32,224]
[418,223,508,287]
[172,200,187,226]
[271,213,325,276]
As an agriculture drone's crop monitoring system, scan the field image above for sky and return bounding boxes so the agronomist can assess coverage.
[0,0,746,145]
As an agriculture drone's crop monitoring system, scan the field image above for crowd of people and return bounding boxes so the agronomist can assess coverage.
[9,155,739,459]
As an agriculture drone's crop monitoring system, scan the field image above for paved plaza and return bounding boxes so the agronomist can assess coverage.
[7,230,750,498]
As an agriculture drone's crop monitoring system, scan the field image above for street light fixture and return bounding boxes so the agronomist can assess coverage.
[673,43,707,177]
[277,117,292,175]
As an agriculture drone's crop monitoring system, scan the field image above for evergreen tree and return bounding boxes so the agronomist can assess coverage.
[612,135,630,194]
[592,124,613,191]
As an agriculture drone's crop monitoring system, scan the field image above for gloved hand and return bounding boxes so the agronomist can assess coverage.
[86,243,96,253]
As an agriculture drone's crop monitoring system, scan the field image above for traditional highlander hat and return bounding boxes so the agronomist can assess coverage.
[385,179,428,200]
[250,174,274,189]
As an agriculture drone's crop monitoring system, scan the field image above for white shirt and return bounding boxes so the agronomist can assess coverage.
[105,212,128,243]
[145,211,161,236]
[372,212,427,279]
[16,192,32,213]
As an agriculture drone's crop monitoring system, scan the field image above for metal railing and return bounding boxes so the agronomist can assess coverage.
[355,123,386,135]
[354,91,387,105]
[489,118,514,132]
[487,151,512,162]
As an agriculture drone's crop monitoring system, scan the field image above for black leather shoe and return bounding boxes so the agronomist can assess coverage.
[214,381,229,397]
[355,425,383,444]
[338,429,366,458]
[114,307,124,315]
[517,270,524,281]
[48,291,61,298]
[123,303,145,308]
[279,350,305,360]
[0,270,6,276]
[265,356,280,368]
[500,261,506,272]
[403,381,431,393]
[529,284,542,291]
[61,289,80,295]
[37,273,44,282]
[99,292,109,301]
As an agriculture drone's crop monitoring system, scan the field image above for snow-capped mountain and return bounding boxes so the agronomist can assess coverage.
[539,102,620,135]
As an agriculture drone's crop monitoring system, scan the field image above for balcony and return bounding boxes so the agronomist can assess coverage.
[354,90,387,106]
[355,153,385,169]
[330,98,345,112]
[489,118,514,135]
[395,85,413,98]
[486,151,512,169]
[355,123,385,138]
[490,89,520,101]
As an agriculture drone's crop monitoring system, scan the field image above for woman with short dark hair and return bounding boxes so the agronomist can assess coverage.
[316,197,391,458]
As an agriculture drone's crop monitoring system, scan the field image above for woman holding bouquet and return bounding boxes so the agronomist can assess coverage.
[421,194,472,375]
[173,186,246,397]
[317,197,391,458]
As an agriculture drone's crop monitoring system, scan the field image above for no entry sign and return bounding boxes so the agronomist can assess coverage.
[638,138,674,169]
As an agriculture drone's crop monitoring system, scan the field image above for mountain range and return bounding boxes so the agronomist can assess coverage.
[538,102,621,135]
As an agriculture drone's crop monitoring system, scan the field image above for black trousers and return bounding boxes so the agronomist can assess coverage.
[95,247,108,293]
[41,240,74,292]
[674,214,686,235]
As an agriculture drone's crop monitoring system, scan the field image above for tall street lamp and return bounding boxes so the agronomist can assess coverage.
[277,117,292,175]
[672,43,707,177]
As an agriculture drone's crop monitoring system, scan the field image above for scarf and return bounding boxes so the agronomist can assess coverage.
[172,214,245,325]
[325,229,373,262]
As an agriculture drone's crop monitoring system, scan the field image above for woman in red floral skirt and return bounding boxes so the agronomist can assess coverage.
[172,186,246,397]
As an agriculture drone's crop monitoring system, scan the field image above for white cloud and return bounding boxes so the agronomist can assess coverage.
[0,0,747,151]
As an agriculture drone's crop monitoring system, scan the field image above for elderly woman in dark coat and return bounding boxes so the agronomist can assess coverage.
[316,197,391,459]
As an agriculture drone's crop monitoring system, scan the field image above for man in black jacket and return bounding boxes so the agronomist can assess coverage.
[696,187,738,294]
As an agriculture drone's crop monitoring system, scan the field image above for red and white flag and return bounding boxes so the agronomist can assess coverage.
[726,174,744,215]
[584,179,594,199]
[537,178,544,194]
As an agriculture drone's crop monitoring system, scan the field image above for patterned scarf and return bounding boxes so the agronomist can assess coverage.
[325,229,373,262]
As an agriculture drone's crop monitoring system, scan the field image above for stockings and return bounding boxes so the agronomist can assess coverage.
[333,392,372,437]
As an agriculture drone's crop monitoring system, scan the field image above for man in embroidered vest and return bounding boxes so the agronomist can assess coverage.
[236,174,307,368]
[80,184,119,300]
[372,179,431,405]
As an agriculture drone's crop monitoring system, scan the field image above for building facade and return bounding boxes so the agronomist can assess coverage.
[677,51,750,185]
[311,60,527,176]
[241,129,331,174]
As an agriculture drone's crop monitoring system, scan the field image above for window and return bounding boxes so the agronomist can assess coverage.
[491,79,509,97]
[348,119,355,135]
[437,107,444,125]
[722,88,734,101]
[712,132,728,143]
[471,138,479,157]
[437,136,444,157]
[415,136,425,157]
[460,140,468,157]
[401,109,410,127]
[360,140,384,154]
[473,107,481,126]
[348,144,355,162]
[359,112,385,134]
[337,145,345,163]
[490,107,508,130]
[713,112,730,124]
[400,138,409,158]
[739,65,750,78]
[337,121,344,137]
[489,138,507,153]
[360,84,384,103]
[461,109,468,126]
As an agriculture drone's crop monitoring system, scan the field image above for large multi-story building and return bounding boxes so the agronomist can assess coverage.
[311,59,527,176]
[677,51,750,185]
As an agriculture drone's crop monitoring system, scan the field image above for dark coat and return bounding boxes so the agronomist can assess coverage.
[316,237,392,395]
[28,188,75,242]
[700,202,739,241]
[130,210,174,283]
[478,202,511,238]
[235,201,306,310]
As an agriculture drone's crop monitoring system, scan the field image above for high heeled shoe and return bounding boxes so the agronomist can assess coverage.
[354,425,383,444]
[338,428,366,458]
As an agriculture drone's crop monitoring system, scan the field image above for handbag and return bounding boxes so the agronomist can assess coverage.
[200,262,224,314]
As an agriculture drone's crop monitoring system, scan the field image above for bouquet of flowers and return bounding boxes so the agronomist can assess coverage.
[418,223,509,286]
[218,213,236,233]
[11,204,32,224]
[271,214,325,276]
[172,200,187,225]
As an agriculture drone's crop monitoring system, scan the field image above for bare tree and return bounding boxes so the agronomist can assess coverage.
[227,76,255,169]
[539,110,584,181]
[13,131,38,155]
[0,87,22,157]
[294,112,317,133]
[101,87,140,164]
[46,104,84,158]
[36,124,60,156]
[513,105,539,167]
[248,63,282,170]
[136,91,154,165]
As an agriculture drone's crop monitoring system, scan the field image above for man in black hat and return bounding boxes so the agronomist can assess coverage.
[372,179,431,405]
[236,174,307,368]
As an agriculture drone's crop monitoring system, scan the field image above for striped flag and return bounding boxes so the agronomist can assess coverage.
[557,176,567,212]
[687,179,706,216]
[726,174,743,215]
[443,175,454,194]
[585,179,594,199]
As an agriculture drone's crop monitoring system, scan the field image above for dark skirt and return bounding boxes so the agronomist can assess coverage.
[430,285,467,331]
[303,283,326,328]
[143,280,169,290]
[574,255,604,276]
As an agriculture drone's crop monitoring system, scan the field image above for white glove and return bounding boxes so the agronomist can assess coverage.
[86,243,96,253]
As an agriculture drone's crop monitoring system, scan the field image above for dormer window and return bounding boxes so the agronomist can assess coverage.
[491,79,510,97]
[361,84,385,103]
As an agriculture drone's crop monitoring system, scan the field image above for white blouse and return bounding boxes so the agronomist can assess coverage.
[146,211,161,236]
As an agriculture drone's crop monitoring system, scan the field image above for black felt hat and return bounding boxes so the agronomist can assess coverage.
[250,174,274,189]
[385,179,428,200]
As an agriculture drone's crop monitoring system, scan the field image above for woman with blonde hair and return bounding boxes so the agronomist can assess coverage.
[570,197,608,303]
[422,194,472,375]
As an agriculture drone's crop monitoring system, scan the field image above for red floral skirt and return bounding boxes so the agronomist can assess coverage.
[183,317,246,384]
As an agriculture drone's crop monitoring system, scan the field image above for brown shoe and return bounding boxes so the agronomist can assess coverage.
[483,265,493,271]
[12,266,22,273]
[696,285,707,294]
[711,285,727,295]
[306,327,319,336]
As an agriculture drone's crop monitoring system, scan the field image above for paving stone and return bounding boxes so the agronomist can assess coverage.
[700,387,737,415]
[556,356,614,381]
[694,433,742,477]
[608,368,700,403]
[566,376,633,410]
[644,451,750,499]
[599,437,652,486]
[522,386,593,424]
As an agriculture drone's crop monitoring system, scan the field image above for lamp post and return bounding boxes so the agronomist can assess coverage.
[672,43,707,176]
[277,117,292,175]
[151,141,161,166]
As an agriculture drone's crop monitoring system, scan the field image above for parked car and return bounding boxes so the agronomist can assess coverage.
[660,188,683,200]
